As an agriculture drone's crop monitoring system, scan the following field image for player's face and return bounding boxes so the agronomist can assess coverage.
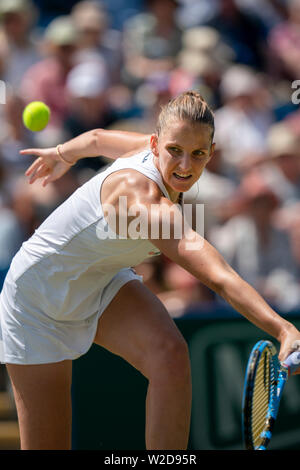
[151,120,215,201]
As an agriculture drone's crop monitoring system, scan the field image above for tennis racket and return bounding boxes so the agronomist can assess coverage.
[242,339,300,450]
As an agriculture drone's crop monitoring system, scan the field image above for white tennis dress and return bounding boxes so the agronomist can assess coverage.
[0,150,172,364]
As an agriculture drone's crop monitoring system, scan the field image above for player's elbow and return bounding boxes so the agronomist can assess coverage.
[93,128,105,144]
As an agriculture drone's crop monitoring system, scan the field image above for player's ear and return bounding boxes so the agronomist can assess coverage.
[150,134,159,157]
[206,142,215,164]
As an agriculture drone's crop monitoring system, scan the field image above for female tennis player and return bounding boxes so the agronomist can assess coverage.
[1,91,300,450]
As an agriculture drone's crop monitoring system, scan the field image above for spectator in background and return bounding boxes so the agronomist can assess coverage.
[206,0,267,69]
[289,222,300,281]
[0,204,23,289]
[169,26,234,107]
[5,170,79,241]
[65,59,112,135]
[210,169,300,310]
[176,0,219,29]
[280,206,300,287]
[121,0,182,89]
[0,163,20,289]
[0,171,40,290]
[7,175,42,238]
[233,0,287,31]
[143,0,182,56]
[19,15,79,132]
[132,70,173,131]
[268,0,300,79]
[134,256,168,296]
[0,90,35,181]
[71,2,146,127]
[214,64,274,179]
[29,0,80,26]
[272,200,300,298]
[71,1,122,83]
[287,107,300,135]
[0,0,41,91]
[157,261,216,317]
[255,122,300,207]
[64,59,118,172]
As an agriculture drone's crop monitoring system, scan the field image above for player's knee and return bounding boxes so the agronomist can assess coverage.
[146,335,191,383]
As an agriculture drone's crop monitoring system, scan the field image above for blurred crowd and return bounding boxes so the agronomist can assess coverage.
[0,0,300,316]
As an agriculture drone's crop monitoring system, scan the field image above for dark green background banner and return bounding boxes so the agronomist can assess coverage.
[71,308,300,450]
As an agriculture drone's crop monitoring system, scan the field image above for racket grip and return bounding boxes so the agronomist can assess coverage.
[283,351,300,375]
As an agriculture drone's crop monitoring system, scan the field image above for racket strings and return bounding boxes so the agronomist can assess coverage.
[243,341,280,450]
[251,350,272,447]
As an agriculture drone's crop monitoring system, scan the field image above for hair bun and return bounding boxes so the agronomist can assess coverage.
[156,90,215,139]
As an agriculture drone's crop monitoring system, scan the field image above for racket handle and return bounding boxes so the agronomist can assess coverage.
[283,351,300,375]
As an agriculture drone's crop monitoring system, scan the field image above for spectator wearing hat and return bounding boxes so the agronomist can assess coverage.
[169,26,234,106]
[63,59,119,172]
[214,65,274,178]
[0,0,41,91]
[176,0,219,29]
[71,1,122,84]
[257,122,300,207]
[19,15,79,131]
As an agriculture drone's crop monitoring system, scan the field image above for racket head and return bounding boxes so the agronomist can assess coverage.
[242,340,280,450]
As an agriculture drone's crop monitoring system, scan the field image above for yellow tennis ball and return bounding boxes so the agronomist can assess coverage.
[22,101,50,132]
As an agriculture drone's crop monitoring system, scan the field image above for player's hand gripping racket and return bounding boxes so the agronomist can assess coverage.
[242,340,300,450]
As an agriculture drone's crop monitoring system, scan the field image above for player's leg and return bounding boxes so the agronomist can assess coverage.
[94,280,192,450]
[6,360,72,450]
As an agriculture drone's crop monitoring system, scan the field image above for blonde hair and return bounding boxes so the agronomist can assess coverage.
[156,91,215,139]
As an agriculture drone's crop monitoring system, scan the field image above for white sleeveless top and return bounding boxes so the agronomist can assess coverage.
[7,150,175,322]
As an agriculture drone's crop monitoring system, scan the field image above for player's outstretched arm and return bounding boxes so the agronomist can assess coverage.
[20,129,150,186]
[149,207,300,365]
[100,167,300,366]
[57,129,151,162]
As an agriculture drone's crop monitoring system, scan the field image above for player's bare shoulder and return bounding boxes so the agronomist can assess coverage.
[101,168,162,208]
[100,169,165,238]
